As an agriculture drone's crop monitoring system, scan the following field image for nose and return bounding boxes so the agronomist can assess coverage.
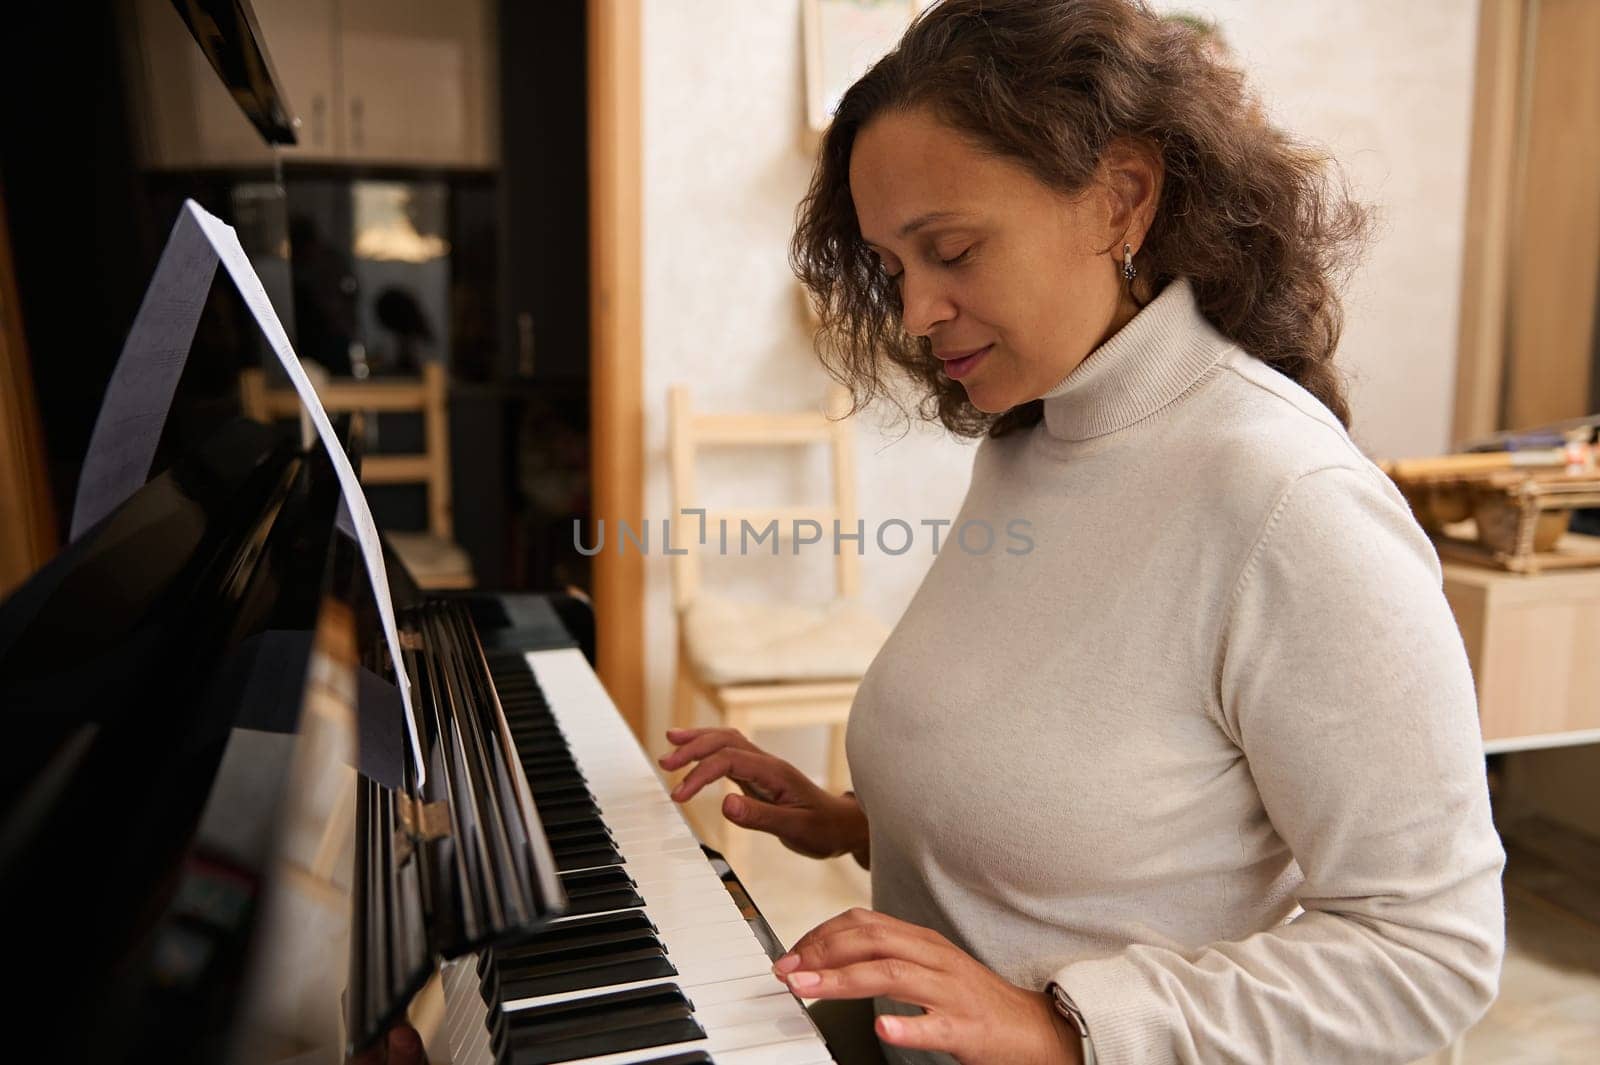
[898,268,956,338]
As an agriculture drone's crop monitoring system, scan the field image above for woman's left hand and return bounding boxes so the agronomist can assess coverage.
[774,908,1083,1064]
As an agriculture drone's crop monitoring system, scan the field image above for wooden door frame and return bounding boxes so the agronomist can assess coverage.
[587,0,646,737]
[1452,0,1526,446]
[0,176,58,599]
[1453,0,1600,443]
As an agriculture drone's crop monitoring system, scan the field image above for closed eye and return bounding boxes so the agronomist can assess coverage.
[883,246,972,283]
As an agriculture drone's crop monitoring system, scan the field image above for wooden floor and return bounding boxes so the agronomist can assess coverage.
[680,796,1600,1063]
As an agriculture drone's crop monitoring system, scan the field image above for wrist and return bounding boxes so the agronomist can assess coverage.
[1043,983,1093,1065]
[828,790,870,865]
[1024,989,1082,1065]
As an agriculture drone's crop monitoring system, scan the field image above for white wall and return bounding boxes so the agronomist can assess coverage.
[639,0,1481,771]
[1149,0,1480,458]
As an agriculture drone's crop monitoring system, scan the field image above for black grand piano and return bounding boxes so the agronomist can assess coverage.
[0,412,831,1064]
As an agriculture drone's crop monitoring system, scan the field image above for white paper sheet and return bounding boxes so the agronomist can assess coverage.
[69,199,424,785]
[70,206,216,539]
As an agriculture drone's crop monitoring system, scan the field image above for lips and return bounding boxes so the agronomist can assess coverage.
[935,343,993,381]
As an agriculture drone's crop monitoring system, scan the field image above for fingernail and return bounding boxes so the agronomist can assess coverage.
[725,796,743,816]
[880,1016,902,1037]
[787,971,819,989]
[773,952,799,973]
[670,784,686,800]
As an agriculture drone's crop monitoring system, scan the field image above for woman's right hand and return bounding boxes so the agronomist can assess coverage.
[659,727,868,863]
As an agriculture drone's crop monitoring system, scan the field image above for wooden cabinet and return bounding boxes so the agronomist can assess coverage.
[124,0,277,167]
[336,0,495,166]
[254,0,341,160]
[1443,560,1600,751]
[125,0,496,168]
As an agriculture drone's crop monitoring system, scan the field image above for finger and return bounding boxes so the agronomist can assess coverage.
[663,725,749,747]
[780,917,953,977]
[876,1011,965,1056]
[782,908,944,969]
[670,747,785,803]
[722,793,814,838]
[783,957,947,1008]
[657,729,756,772]
[783,907,880,961]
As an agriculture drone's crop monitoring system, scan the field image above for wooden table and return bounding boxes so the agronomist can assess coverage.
[1442,560,1600,752]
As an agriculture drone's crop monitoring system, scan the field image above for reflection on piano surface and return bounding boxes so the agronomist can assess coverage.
[0,416,831,1064]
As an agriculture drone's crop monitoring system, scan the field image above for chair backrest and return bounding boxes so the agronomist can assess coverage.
[667,383,859,612]
[239,362,454,539]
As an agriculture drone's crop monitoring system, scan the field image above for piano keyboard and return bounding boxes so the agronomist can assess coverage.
[440,646,835,1065]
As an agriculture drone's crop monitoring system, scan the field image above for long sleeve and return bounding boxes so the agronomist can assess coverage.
[1047,465,1505,1064]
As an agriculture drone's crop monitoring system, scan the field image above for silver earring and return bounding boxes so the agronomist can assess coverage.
[1122,243,1137,282]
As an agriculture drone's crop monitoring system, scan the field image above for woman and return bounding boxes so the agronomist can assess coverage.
[661,2,1505,1062]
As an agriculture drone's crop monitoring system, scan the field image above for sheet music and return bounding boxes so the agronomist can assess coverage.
[68,199,425,785]
[69,206,216,540]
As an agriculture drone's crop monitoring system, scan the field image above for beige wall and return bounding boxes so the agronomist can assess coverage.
[639,0,1482,772]
[1156,0,1481,458]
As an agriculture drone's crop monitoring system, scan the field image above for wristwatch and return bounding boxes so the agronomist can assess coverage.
[1046,982,1097,1065]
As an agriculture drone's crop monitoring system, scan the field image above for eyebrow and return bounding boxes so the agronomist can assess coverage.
[897,210,966,237]
[862,211,969,249]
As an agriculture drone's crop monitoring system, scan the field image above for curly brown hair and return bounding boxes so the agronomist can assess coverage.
[790,0,1371,438]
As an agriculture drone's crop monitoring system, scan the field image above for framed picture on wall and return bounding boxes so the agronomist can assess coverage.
[802,0,925,148]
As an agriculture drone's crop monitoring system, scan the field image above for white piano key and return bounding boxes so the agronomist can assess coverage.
[501,942,780,1013]
[713,1041,837,1065]
[709,1013,825,1052]
[680,973,788,1008]
[516,649,830,1065]
[550,1033,833,1065]
[694,991,808,1029]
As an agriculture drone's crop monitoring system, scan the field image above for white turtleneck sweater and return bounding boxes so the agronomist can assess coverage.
[847,278,1505,1065]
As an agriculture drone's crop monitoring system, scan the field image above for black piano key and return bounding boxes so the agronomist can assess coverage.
[527,769,587,789]
[558,887,646,917]
[517,746,576,770]
[495,925,662,971]
[527,770,584,788]
[554,844,625,872]
[543,822,614,847]
[555,869,645,915]
[536,798,604,824]
[539,811,609,836]
[525,764,584,785]
[543,816,610,841]
[497,910,658,959]
[547,829,610,852]
[560,865,635,893]
[499,946,677,1000]
[526,766,586,785]
[546,842,619,867]
[477,912,661,995]
[530,783,596,806]
[505,985,704,1065]
[505,982,692,1032]
[628,1056,714,1065]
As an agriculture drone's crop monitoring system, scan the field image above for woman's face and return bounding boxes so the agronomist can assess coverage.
[849,107,1143,413]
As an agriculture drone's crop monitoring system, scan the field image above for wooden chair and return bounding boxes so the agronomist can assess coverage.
[668,383,889,873]
[240,362,474,589]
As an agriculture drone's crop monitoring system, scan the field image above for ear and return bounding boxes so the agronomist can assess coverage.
[1096,137,1164,255]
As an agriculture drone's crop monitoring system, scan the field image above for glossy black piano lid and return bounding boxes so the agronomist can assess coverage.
[0,416,349,1063]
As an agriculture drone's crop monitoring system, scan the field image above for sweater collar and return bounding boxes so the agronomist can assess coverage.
[1037,277,1227,441]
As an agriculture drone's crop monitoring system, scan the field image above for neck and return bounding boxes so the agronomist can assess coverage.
[1036,277,1228,442]
[1097,288,1143,348]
